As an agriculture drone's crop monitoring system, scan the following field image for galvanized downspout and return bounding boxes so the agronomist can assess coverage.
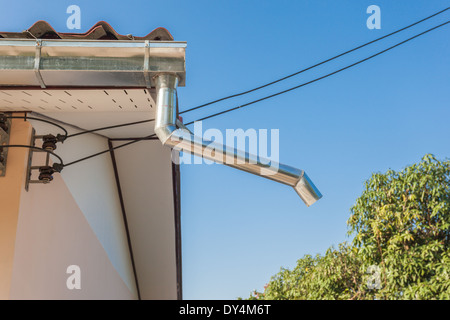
[154,73,322,206]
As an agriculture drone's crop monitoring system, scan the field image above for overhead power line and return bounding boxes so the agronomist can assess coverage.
[21,11,450,168]
[0,113,157,167]
[62,95,181,165]
[63,134,157,167]
[61,19,450,167]
[66,118,154,138]
[185,20,450,125]
[179,7,450,115]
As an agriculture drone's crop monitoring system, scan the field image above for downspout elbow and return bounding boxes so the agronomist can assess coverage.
[154,124,177,146]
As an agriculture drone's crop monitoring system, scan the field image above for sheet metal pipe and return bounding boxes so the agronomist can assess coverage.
[154,73,322,206]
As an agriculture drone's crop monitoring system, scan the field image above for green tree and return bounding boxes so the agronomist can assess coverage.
[248,154,450,300]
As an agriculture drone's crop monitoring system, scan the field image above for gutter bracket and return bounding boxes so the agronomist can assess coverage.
[143,40,151,88]
[175,119,190,132]
[34,40,46,89]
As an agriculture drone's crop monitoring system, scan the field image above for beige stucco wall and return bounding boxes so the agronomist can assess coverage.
[0,116,32,299]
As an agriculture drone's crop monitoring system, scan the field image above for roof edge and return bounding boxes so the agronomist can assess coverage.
[0,20,174,41]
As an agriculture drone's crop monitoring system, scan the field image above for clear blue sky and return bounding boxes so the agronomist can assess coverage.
[2,0,449,299]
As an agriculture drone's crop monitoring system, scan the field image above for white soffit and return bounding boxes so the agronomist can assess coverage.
[0,88,157,138]
[0,88,156,112]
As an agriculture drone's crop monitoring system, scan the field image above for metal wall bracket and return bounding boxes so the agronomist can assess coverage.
[34,39,47,89]
[143,40,151,88]
[24,128,35,190]
[0,116,11,176]
[25,129,55,191]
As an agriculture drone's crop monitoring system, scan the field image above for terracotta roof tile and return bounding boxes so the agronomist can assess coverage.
[0,20,173,41]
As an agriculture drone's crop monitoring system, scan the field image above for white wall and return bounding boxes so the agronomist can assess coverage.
[112,140,178,300]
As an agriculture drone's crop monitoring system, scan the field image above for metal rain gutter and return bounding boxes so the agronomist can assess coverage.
[0,39,186,88]
[154,73,322,207]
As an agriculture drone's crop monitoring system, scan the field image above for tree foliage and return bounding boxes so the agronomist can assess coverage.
[248,154,450,300]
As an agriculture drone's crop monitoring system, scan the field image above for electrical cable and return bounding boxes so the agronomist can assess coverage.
[63,134,157,167]
[62,20,449,166]
[62,94,171,165]
[179,7,450,115]
[66,118,155,138]
[0,116,156,167]
[184,20,450,125]
[34,14,450,167]
[0,144,64,166]
[2,115,68,140]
